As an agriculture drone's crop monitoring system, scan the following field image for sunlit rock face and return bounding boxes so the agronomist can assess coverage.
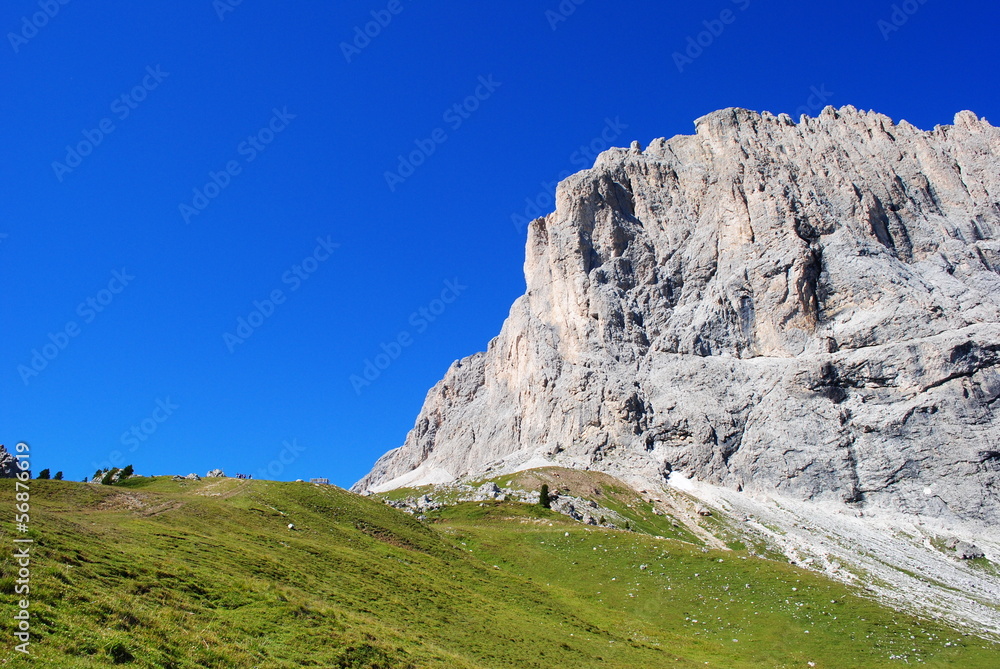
[356,107,1000,524]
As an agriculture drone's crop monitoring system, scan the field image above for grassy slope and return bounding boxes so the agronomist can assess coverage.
[0,477,996,668]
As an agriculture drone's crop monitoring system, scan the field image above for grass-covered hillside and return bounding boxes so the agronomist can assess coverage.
[1,475,998,668]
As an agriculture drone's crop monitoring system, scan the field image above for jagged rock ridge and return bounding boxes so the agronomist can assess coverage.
[355,106,1000,524]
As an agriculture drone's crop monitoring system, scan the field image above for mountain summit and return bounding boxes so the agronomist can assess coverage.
[355,107,1000,525]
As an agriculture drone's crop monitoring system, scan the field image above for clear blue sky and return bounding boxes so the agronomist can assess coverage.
[2,0,998,485]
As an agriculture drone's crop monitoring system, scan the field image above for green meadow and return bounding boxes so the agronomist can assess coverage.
[1,475,996,667]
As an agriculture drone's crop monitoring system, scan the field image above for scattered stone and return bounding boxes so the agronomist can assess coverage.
[954,541,985,560]
[476,482,501,500]
[378,480,654,532]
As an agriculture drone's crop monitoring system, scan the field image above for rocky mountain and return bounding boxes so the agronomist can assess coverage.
[0,444,20,478]
[355,106,1000,526]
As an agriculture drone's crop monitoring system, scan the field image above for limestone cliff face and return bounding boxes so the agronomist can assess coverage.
[355,106,1000,523]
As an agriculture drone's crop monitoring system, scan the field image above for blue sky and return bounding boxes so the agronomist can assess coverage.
[2,0,998,485]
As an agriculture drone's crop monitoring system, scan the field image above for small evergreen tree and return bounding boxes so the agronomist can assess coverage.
[36,468,51,479]
[82,476,89,483]
[539,484,551,509]
[101,468,119,485]
[120,464,134,479]
[53,471,64,480]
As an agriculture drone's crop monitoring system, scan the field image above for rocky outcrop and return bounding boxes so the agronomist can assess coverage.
[947,537,987,560]
[956,541,986,560]
[355,107,1000,525]
[0,445,19,478]
[379,481,624,528]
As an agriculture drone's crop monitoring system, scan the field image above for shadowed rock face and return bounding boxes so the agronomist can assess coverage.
[355,106,1000,524]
